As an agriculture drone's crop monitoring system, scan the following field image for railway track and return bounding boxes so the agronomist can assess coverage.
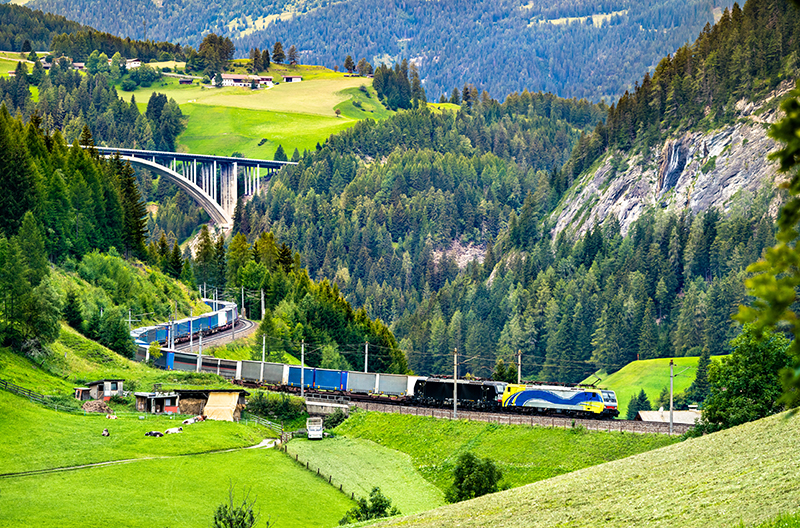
[173,318,257,351]
[344,400,692,436]
[274,387,692,436]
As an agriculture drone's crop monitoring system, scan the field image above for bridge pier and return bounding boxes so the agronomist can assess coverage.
[90,146,294,230]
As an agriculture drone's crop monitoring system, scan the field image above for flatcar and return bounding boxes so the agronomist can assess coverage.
[501,383,619,418]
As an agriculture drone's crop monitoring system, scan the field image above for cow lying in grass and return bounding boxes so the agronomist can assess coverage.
[102,428,110,437]
[145,431,164,437]
[182,415,206,425]
[165,427,183,434]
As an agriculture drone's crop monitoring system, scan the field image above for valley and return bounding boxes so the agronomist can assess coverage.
[1,0,800,526]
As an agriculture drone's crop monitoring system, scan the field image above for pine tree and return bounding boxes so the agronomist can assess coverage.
[0,109,37,237]
[194,224,215,286]
[99,307,135,358]
[287,45,299,65]
[167,241,183,278]
[626,388,652,420]
[272,42,285,64]
[213,233,227,288]
[63,289,83,329]
[686,346,711,404]
[274,144,287,161]
[344,55,355,73]
[638,299,658,359]
[117,157,148,258]
[16,211,48,288]
[226,232,252,287]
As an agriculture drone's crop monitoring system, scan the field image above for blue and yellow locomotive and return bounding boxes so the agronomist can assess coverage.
[502,383,619,418]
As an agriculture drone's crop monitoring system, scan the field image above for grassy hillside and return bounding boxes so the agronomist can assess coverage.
[0,390,271,474]
[287,437,446,515]
[334,412,677,492]
[0,325,235,402]
[117,65,391,158]
[583,355,726,417]
[0,447,353,528]
[369,411,800,528]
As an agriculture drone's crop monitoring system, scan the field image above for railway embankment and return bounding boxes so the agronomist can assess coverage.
[348,400,692,435]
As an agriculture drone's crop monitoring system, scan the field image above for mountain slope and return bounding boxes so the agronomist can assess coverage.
[25,0,733,101]
[370,411,800,527]
[553,88,787,237]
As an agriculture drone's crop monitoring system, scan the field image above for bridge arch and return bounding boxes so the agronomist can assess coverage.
[116,155,233,228]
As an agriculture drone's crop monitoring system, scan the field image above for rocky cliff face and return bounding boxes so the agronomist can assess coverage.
[551,81,794,237]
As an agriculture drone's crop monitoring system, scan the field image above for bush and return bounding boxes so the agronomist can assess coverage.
[109,394,133,406]
[247,391,305,422]
[339,487,399,525]
[213,485,272,528]
[121,79,137,91]
[445,452,503,503]
[323,408,347,429]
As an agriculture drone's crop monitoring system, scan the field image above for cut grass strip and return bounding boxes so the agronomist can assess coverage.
[287,437,445,514]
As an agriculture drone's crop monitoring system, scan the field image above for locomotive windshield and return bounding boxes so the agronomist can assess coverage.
[601,390,617,403]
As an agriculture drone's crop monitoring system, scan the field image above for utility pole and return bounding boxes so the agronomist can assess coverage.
[260,335,266,382]
[364,342,369,373]
[199,332,203,355]
[301,341,305,398]
[517,349,522,384]
[189,307,194,354]
[453,348,458,419]
[241,286,245,317]
[670,359,674,435]
[261,288,265,320]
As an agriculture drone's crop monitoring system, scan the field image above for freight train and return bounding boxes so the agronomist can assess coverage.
[130,299,238,350]
[130,301,618,419]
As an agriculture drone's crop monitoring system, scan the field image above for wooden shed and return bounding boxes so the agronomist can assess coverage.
[175,389,248,421]
[87,379,125,401]
[135,392,180,414]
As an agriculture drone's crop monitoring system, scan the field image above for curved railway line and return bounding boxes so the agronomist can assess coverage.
[131,301,687,435]
[173,319,257,351]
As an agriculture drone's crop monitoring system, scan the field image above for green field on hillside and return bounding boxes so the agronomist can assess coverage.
[0,448,353,528]
[370,411,800,528]
[334,411,677,492]
[178,103,351,158]
[0,390,271,474]
[287,437,446,514]
[116,66,389,157]
[584,355,726,417]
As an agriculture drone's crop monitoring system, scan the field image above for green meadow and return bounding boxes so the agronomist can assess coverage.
[583,355,726,417]
[334,411,676,492]
[178,103,351,158]
[0,448,353,528]
[0,391,272,474]
[370,411,800,528]
[115,65,391,158]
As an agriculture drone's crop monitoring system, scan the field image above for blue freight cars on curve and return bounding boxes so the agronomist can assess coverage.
[130,303,617,418]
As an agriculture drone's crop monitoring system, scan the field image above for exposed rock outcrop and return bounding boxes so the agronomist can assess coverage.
[551,81,793,237]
